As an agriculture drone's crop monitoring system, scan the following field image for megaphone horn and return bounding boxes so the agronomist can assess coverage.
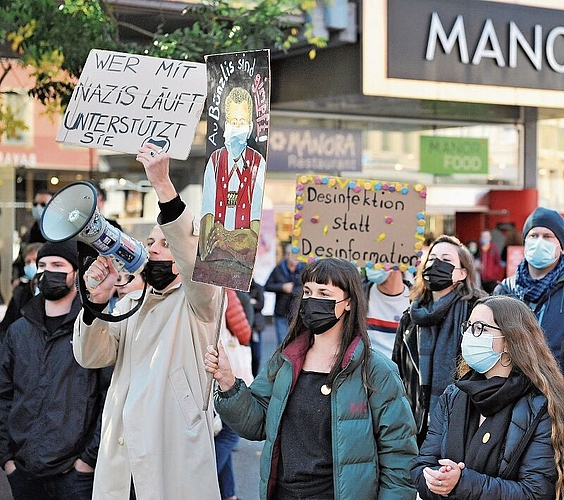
[40,181,148,286]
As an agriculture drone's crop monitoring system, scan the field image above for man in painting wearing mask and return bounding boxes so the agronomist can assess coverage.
[198,86,266,269]
[73,143,222,500]
[0,240,110,500]
[494,206,564,366]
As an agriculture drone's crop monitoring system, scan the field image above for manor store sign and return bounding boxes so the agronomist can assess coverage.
[387,0,564,91]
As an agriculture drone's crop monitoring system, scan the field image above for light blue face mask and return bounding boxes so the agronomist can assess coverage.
[365,267,390,285]
[23,263,37,280]
[31,204,44,221]
[461,332,505,374]
[224,123,251,159]
[524,237,559,270]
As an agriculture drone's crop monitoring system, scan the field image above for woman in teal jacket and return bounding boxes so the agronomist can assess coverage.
[206,258,418,499]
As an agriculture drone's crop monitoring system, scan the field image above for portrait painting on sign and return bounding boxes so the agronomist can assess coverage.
[193,49,271,291]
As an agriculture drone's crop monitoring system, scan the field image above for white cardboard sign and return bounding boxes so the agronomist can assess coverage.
[57,49,206,160]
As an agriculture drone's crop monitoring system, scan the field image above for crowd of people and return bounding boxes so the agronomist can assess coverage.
[1,144,564,500]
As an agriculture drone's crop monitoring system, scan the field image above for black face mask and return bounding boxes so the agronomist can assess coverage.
[38,270,73,301]
[144,260,178,291]
[422,259,455,292]
[300,297,347,335]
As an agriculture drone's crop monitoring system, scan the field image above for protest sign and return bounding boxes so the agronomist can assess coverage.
[292,175,427,272]
[57,49,206,160]
[192,49,270,291]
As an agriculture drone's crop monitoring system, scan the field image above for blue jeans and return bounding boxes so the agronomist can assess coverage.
[214,423,240,499]
[7,467,93,500]
[274,315,290,345]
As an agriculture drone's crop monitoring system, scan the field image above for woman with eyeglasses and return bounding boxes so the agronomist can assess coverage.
[392,235,485,444]
[412,295,564,499]
[206,258,418,499]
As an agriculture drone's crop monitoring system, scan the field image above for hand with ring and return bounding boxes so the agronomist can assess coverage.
[423,459,465,496]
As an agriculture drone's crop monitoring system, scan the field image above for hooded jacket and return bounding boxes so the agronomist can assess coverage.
[215,333,418,500]
[412,383,556,499]
[0,294,109,477]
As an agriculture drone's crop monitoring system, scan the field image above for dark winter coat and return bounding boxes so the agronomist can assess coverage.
[264,260,305,318]
[0,294,111,477]
[412,384,556,499]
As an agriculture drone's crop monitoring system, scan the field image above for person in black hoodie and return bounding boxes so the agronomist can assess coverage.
[0,240,111,500]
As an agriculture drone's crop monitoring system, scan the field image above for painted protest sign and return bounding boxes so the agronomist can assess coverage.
[57,49,206,160]
[192,49,270,291]
[292,175,427,272]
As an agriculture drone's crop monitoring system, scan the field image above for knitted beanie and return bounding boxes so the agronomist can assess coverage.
[37,240,79,269]
[522,207,564,249]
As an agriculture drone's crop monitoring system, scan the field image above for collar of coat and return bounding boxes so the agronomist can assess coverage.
[282,333,363,392]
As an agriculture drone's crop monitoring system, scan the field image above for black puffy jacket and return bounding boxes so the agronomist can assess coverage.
[0,294,112,477]
[412,383,557,499]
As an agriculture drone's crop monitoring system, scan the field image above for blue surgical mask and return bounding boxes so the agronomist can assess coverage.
[31,204,44,221]
[461,332,504,373]
[23,263,37,280]
[524,237,559,270]
[365,267,390,285]
[224,123,250,159]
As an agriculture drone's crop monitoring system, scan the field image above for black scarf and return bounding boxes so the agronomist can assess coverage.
[445,370,531,477]
[410,290,469,414]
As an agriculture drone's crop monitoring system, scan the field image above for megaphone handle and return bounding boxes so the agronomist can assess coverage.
[203,287,227,412]
[86,256,125,289]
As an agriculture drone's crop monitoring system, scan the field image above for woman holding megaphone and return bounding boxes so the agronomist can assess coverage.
[73,144,224,500]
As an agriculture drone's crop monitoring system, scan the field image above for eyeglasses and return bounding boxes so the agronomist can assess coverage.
[461,320,504,337]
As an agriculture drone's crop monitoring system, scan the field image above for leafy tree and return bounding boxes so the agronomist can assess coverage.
[141,0,326,62]
[0,0,326,137]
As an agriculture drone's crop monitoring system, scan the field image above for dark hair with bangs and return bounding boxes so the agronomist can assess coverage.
[268,258,374,391]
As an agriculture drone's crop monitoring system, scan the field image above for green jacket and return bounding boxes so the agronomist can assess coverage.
[215,333,418,500]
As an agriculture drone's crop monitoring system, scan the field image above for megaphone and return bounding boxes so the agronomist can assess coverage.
[40,181,148,286]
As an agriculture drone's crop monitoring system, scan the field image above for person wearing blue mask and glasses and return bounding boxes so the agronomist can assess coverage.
[412,295,564,500]
[494,207,564,368]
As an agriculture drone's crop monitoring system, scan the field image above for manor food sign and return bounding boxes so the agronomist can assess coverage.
[420,136,488,175]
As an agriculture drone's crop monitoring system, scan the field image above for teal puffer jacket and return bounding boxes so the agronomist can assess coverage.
[215,333,418,500]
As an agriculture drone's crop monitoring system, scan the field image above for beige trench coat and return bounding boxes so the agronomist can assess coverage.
[74,209,222,500]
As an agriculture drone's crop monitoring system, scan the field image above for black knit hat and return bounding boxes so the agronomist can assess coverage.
[522,207,564,249]
[37,240,79,269]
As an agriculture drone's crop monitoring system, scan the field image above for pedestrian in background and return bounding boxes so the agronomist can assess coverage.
[477,230,503,294]
[363,267,410,359]
[393,235,484,444]
[412,295,564,500]
[207,258,418,500]
[0,242,42,341]
[265,244,304,344]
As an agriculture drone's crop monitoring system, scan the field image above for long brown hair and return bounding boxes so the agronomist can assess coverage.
[467,296,564,498]
[410,234,483,303]
[269,258,373,390]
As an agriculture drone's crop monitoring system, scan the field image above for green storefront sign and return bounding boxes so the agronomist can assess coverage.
[420,136,488,175]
